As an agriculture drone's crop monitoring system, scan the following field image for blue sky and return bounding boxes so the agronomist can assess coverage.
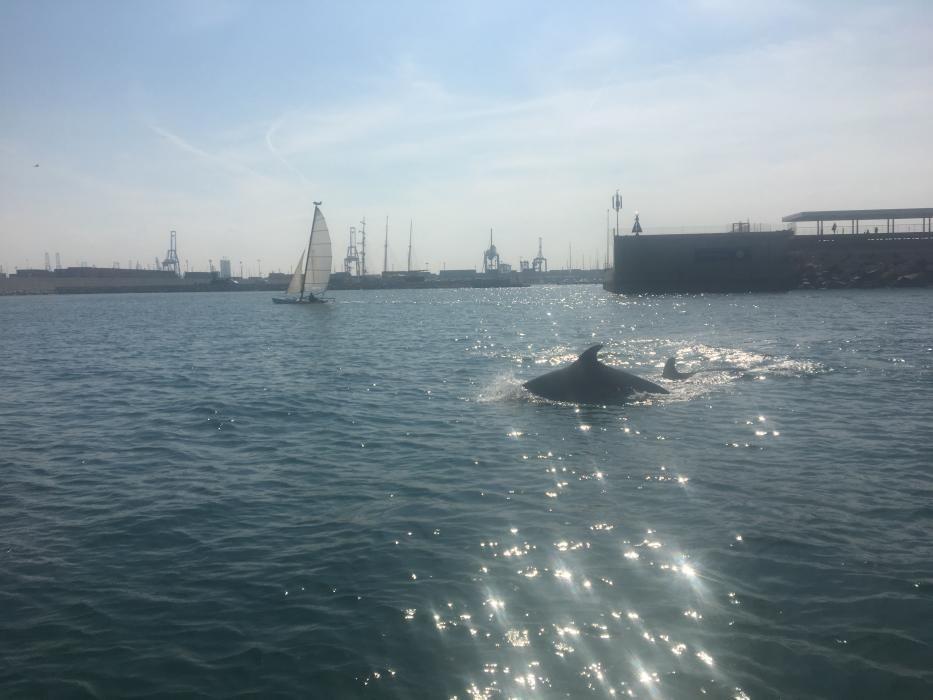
[2,0,932,273]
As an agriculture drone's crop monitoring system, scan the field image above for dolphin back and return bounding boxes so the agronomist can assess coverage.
[523,344,669,404]
[602,364,669,395]
[587,345,669,395]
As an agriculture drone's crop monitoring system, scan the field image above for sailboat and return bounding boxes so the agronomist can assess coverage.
[273,201,333,304]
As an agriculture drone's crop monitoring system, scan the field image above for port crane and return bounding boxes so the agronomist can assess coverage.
[532,237,547,273]
[161,231,181,276]
[344,226,361,275]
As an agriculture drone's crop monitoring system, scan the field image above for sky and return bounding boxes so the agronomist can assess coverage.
[1,0,932,274]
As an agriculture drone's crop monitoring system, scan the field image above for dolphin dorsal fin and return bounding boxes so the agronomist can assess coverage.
[577,344,603,365]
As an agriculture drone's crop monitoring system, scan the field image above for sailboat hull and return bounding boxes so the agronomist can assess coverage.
[272,295,327,304]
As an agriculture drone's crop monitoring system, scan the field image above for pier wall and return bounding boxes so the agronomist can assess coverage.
[605,231,933,294]
[606,230,795,294]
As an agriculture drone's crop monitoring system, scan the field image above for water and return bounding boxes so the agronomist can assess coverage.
[1,287,931,699]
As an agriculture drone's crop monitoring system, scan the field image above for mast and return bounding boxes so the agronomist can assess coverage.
[606,209,611,268]
[301,203,320,300]
[383,216,389,274]
[407,220,413,273]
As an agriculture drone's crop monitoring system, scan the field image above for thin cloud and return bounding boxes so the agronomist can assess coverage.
[265,118,311,187]
[146,120,263,180]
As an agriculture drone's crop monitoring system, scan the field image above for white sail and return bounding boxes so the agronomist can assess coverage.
[285,249,306,296]
[304,206,332,296]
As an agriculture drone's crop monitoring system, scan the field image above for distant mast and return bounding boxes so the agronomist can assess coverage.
[383,216,389,274]
[407,220,413,273]
[606,209,611,268]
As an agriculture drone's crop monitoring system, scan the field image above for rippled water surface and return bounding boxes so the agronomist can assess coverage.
[2,287,932,699]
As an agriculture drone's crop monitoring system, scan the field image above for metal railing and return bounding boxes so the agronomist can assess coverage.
[789,222,933,237]
[621,223,780,235]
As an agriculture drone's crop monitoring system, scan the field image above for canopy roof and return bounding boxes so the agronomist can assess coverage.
[782,208,933,222]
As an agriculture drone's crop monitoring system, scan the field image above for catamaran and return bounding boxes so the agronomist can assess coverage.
[273,201,333,304]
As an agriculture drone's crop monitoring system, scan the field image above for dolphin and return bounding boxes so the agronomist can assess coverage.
[523,344,669,404]
[663,357,697,380]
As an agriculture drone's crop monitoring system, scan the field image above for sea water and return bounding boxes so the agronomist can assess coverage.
[1,287,931,699]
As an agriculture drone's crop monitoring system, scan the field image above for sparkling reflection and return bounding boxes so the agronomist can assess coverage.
[421,377,741,699]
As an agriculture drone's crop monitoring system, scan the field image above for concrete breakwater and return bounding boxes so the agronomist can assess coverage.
[790,235,933,289]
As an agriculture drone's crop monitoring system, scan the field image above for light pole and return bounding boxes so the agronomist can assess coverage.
[611,189,623,239]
